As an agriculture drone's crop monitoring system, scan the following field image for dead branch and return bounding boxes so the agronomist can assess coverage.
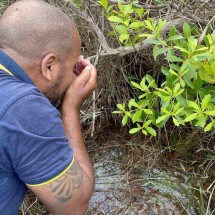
[109,0,166,9]
[169,3,204,24]
[62,1,184,59]
[88,18,184,59]
[63,0,111,52]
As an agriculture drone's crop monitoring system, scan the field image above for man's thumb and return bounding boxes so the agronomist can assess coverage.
[76,66,92,86]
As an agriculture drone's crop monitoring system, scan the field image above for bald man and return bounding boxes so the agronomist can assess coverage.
[0,0,95,214]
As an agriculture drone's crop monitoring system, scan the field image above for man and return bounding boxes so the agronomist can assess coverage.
[0,0,95,214]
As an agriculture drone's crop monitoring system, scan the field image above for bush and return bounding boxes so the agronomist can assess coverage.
[99,0,215,136]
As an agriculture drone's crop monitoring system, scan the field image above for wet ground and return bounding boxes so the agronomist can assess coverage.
[87,138,196,215]
[19,134,199,215]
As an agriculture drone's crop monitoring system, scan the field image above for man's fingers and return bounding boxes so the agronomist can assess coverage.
[80,58,91,67]
[79,55,84,61]
[76,66,92,86]
[88,67,97,89]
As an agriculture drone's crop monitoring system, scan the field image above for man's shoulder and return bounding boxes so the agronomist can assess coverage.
[0,80,62,138]
[0,71,50,119]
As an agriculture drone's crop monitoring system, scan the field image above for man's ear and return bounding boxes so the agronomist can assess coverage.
[41,53,59,81]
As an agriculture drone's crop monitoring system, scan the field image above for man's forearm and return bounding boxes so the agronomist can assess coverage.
[62,110,94,182]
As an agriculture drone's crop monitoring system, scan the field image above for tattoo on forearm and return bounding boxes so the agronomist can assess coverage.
[45,158,83,203]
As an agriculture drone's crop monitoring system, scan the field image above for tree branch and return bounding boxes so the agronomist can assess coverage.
[109,0,166,9]
[169,3,204,23]
[63,0,111,52]
[62,1,184,59]
[88,18,184,59]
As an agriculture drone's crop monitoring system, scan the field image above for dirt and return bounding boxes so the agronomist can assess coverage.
[87,138,196,215]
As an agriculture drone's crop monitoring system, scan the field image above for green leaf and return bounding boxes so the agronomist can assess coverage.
[134,8,144,18]
[132,109,142,123]
[193,75,203,92]
[129,21,145,29]
[193,53,211,61]
[175,108,184,115]
[107,16,123,23]
[205,110,215,116]
[153,47,169,60]
[131,81,143,91]
[173,117,180,126]
[184,113,198,122]
[169,69,179,77]
[145,126,157,136]
[183,22,191,38]
[142,129,147,135]
[188,38,197,53]
[195,114,207,128]
[204,121,214,132]
[122,115,128,126]
[145,39,164,45]
[143,109,153,115]
[138,33,155,38]
[201,94,211,111]
[144,20,154,31]
[155,20,167,37]
[144,120,152,127]
[117,104,125,111]
[129,127,142,134]
[169,25,176,37]
[174,46,189,54]
[156,115,169,124]
[128,99,139,109]
[118,3,124,14]
[175,89,184,97]
[123,19,130,26]
[188,101,200,110]
[112,111,121,114]
[106,5,114,13]
[98,0,108,9]
[115,25,128,35]
[166,55,183,62]
[124,3,133,14]
[119,34,129,43]
[167,35,184,41]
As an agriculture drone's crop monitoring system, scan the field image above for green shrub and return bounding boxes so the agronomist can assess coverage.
[99,0,215,136]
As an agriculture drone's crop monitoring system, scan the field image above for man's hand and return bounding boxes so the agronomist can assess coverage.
[62,56,97,113]
[73,55,91,77]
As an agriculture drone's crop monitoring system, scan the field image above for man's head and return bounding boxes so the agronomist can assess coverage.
[0,0,81,103]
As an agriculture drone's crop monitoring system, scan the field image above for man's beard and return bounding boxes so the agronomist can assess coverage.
[44,70,65,106]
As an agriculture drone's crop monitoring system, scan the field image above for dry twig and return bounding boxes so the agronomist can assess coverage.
[109,0,166,9]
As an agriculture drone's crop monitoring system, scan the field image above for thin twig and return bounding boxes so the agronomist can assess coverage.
[91,45,102,137]
[109,0,166,9]
[169,3,204,23]
[206,181,215,215]
[63,0,111,52]
[199,15,215,44]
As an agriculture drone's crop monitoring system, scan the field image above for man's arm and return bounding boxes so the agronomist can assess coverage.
[28,62,97,215]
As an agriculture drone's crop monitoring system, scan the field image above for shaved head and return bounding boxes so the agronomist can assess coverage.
[0,0,77,61]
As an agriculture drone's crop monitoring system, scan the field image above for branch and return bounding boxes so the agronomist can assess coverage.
[62,1,184,58]
[109,0,166,9]
[63,0,111,52]
[88,18,184,59]
[169,3,204,24]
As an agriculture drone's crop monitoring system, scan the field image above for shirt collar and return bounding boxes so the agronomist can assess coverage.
[0,50,35,86]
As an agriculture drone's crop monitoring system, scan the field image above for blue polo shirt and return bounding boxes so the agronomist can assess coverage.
[0,50,74,214]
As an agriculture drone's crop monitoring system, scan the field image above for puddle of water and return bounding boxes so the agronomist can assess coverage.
[87,141,196,215]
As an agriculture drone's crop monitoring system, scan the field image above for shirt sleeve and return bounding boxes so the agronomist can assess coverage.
[3,93,74,186]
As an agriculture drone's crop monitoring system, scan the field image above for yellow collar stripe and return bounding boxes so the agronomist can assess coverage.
[0,64,14,76]
[27,156,75,187]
